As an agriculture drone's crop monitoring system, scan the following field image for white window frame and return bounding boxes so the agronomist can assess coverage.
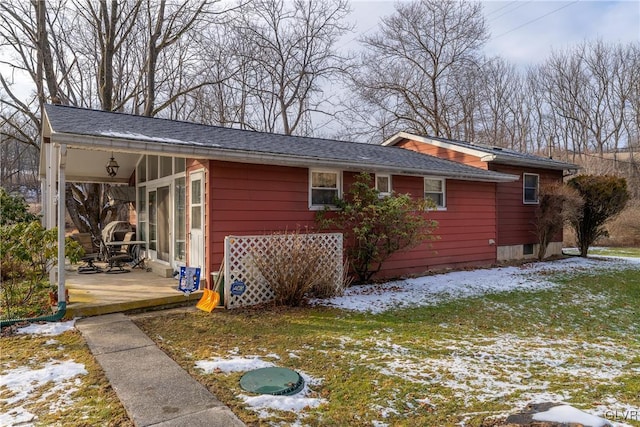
[523,173,540,204]
[309,169,341,210]
[375,174,392,198]
[424,177,446,210]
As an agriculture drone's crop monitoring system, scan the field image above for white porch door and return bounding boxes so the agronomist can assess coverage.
[189,171,205,274]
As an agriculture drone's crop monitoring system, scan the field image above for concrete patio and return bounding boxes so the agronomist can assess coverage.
[64,264,204,318]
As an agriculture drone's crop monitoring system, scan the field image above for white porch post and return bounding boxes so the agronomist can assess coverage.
[57,144,67,304]
[46,142,58,286]
[45,142,57,229]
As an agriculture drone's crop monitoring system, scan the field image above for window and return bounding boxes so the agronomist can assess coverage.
[523,243,534,256]
[310,170,340,208]
[376,174,391,197]
[191,178,202,230]
[424,178,445,209]
[523,173,539,204]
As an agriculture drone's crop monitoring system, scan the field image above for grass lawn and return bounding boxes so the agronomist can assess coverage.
[133,259,640,427]
[0,326,132,426]
[1,255,638,426]
[563,246,640,258]
[587,247,640,258]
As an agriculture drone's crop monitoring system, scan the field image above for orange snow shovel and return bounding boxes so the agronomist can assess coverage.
[196,288,220,312]
[196,260,223,312]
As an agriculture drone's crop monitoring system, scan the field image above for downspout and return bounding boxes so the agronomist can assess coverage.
[0,144,68,328]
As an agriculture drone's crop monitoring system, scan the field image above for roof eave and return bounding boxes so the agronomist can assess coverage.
[47,131,518,183]
[491,156,580,171]
[385,132,579,171]
[383,131,491,159]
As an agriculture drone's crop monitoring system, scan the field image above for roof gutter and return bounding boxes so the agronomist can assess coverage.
[490,156,580,171]
[49,131,518,183]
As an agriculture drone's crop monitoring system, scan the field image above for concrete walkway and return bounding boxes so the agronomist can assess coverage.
[76,313,245,427]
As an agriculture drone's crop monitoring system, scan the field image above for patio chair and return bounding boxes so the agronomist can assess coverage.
[72,232,103,274]
[103,231,135,274]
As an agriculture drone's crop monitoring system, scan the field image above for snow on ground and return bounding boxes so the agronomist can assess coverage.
[196,355,327,422]
[4,256,637,426]
[191,256,639,425]
[15,319,76,336]
[0,360,87,426]
[1,320,85,426]
[532,405,613,426]
[312,256,639,313]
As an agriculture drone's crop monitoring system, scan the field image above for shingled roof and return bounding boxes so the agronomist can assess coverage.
[43,104,516,182]
[383,132,579,171]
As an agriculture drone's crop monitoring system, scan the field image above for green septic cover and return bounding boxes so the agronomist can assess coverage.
[240,367,305,396]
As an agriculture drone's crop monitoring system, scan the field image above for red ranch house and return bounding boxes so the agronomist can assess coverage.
[383,132,579,262]
[40,105,519,292]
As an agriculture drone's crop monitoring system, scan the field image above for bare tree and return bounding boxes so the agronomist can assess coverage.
[349,0,488,141]
[0,0,224,239]
[536,41,634,161]
[223,0,351,135]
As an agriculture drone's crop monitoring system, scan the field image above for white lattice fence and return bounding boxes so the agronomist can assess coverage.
[224,233,343,309]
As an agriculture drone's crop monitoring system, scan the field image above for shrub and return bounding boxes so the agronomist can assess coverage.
[250,230,346,306]
[0,187,38,225]
[0,221,83,319]
[533,182,583,260]
[567,175,630,257]
[316,173,438,284]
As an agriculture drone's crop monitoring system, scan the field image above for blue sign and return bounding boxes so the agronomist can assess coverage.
[178,266,201,295]
[230,280,246,296]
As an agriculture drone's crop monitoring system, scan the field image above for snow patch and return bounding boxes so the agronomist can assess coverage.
[16,320,76,336]
[0,359,87,425]
[195,356,275,373]
[532,405,612,427]
[313,257,638,313]
[195,355,326,422]
[98,130,208,146]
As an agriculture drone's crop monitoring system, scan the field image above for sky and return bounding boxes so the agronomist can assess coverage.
[346,0,640,68]
[1,1,638,107]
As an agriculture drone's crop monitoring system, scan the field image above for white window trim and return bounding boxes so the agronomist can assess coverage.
[424,177,447,210]
[375,173,392,198]
[523,173,540,204]
[309,169,342,210]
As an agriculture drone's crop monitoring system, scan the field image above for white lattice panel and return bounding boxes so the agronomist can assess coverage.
[224,233,343,309]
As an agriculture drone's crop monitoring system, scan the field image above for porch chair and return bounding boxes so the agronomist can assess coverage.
[72,232,103,274]
[103,231,135,274]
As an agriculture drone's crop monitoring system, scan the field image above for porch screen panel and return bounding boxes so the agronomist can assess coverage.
[157,186,170,262]
[149,190,157,251]
[148,155,158,180]
[175,177,186,262]
[138,186,147,242]
[160,156,173,178]
[138,156,147,183]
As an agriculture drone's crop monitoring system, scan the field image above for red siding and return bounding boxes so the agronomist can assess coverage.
[204,161,498,280]
[207,161,317,275]
[489,164,564,246]
[395,140,488,169]
[393,138,566,248]
[382,176,497,278]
